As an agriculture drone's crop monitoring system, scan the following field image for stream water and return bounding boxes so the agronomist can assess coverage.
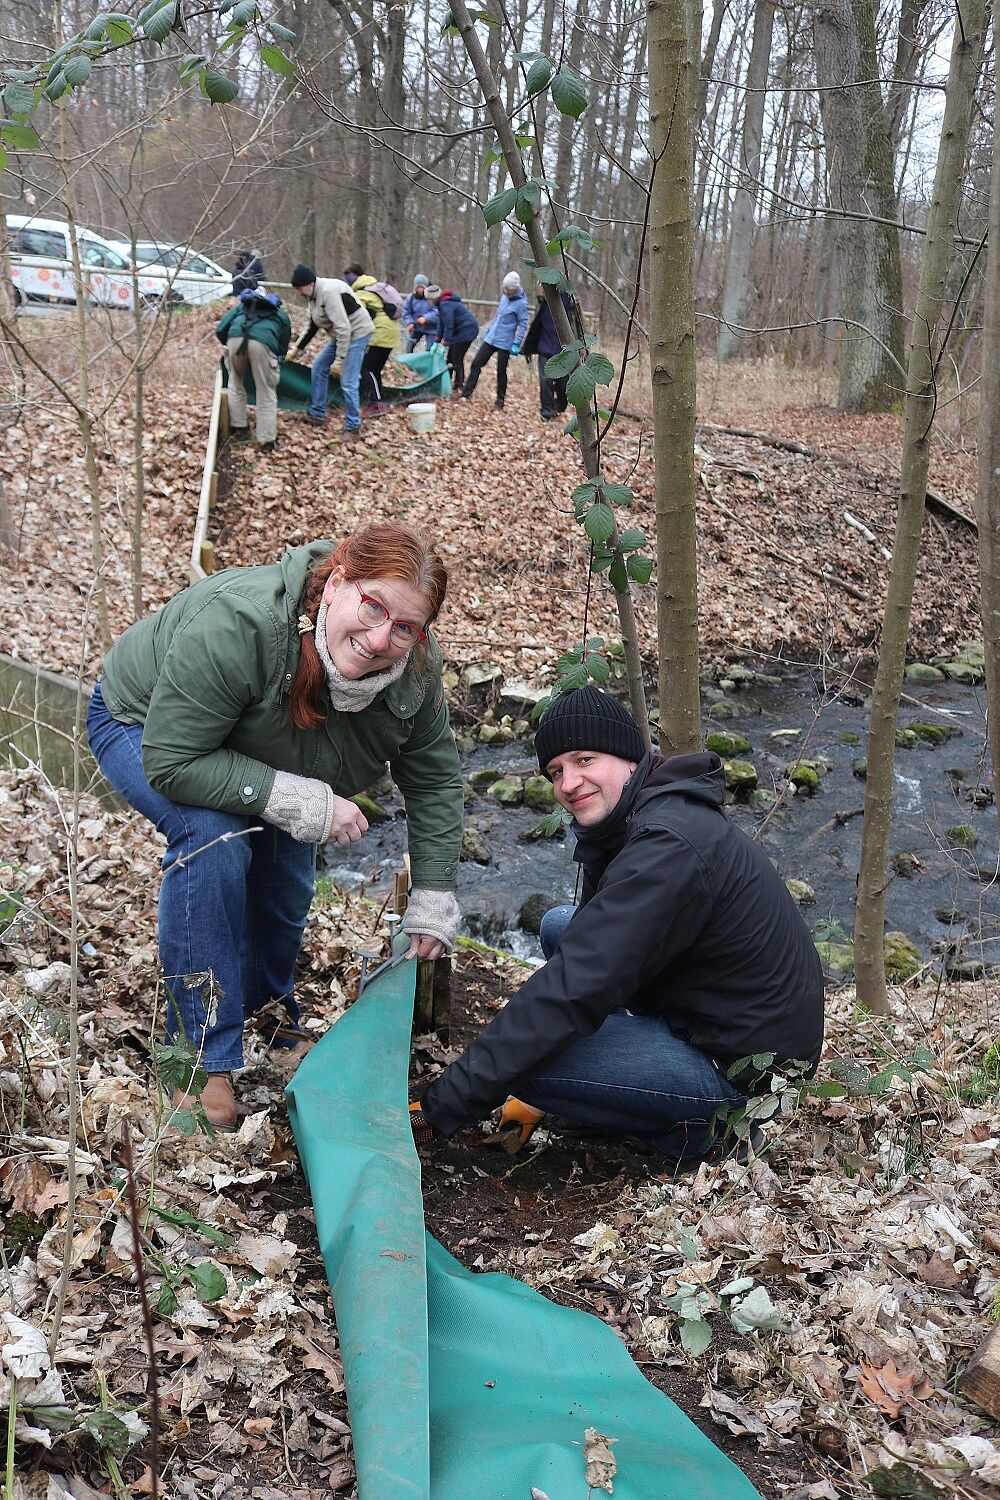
[323,671,997,973]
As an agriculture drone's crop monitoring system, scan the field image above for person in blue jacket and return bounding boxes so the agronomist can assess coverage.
[402,273,439,351]
[434,288,479,390]
[461,272,529,410]
[522,291,573,420]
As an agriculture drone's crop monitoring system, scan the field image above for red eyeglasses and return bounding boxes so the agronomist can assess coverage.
[354,582,427,647]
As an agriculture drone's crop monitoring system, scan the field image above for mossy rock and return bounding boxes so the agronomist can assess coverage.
[487,776,524,807]
[518,892,553,934]
[892,850,921,878]
[724,759,758,797]
[815,939,855,982]
[718,678,736,694]
[726,665,756,687]
[460,829,492,865]
[511,719,531,738]
[785,878,816,904]
[706,700,739,721]
[946,766,966,782]
[837,731,860,745]
[455,734,478,755]
[905,662,946,684]
[523,775,555,812]
[852,758,867,780]
[883,931,922,984]
[478,723,502,745]
[462,782,475,805]
[442,668,461,692]
[469,767,502,792]
[894,728,919,750]
[935,906,967,924]
[947,824,978,848]
[706,731,751,756]
[966,785,995,809]
[750,788,777,813]
[786,761,821,793]
[941,658,985,685]
[909,722,959,746]
[351,793,388,823]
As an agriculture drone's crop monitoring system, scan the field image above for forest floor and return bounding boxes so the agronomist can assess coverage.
[1,308,998,1500]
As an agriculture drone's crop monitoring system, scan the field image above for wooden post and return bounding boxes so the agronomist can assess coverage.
[959,1326,1000,1419]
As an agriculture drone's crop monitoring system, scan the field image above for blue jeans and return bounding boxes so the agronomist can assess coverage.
[309,332,372,429]
[525,905,746,1162]
[86,683,316,1072]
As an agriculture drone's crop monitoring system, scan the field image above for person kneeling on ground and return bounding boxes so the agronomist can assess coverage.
[215,288,291,453]
[411,686,824,1170]
[287,264,374,439]
[461,272,529,410]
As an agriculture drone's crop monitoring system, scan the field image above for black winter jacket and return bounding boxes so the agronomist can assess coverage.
[422,751,825,1136]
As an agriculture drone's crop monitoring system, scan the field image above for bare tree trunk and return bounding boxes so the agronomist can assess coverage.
[649,0,701,752]
[975,5,1000,842]
[814,0,905,411]
[854,0,987,1013]
[716,0,775,360]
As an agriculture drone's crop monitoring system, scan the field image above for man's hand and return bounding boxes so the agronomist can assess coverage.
[405,934,446,962]
[331,363,343,379]
[326,795,368,846]
[409,1102,436,1145]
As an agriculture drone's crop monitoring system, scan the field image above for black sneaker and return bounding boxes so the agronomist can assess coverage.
[494,400,504,410]
[229,426,249,441]
[259,440,277,453]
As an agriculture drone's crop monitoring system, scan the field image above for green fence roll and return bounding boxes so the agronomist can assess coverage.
[286,950,762,1500]
[233,346,452,412]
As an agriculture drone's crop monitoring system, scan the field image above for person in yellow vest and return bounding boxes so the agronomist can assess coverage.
[345,263,403,413]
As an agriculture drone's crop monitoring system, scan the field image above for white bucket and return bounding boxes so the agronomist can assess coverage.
[407,401,437,435]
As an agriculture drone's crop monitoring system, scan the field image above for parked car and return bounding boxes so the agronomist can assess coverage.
[7,214,136,308]
[106,238,232,306]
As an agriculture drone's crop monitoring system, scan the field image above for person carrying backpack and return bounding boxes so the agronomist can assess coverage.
[345,263,402,409]
[215,288,291,452]
[434,288,479,390]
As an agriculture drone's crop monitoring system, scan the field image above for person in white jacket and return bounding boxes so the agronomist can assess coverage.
[289,264,374,438]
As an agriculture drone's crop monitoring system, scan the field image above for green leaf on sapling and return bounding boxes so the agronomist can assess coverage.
[551,65,587,119]
[583,503,615,543]
[565,362,598,406]
[483,186,515,226]
[525,57,553,95]
[626,555,653,585]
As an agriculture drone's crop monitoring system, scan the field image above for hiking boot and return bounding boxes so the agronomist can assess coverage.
[334,428,361,443]
[297,411,326,426]
[364,402,390,417]
[540,411,554,422]
[172,1072,237,1130]
[259,440,278,453]
[229,426,249,441]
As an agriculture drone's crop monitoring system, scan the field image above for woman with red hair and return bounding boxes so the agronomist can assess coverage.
[87,523,463,1127]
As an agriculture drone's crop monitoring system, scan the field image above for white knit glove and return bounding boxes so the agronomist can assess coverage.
[402,889,462,951]
[263,770,334,844]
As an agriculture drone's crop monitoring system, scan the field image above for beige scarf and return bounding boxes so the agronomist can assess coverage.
[313,600,409,712]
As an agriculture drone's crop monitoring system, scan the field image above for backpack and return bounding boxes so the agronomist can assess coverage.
[231,290,282,377]
[368,280,403,319]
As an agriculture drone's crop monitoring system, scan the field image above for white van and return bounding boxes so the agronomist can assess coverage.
[107,239,232,307]
[7,214,135,309]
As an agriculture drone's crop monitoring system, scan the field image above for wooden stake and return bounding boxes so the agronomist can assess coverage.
[959,1326,1000,1419]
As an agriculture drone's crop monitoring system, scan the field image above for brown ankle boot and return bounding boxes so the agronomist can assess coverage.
[172,1072,237,1129]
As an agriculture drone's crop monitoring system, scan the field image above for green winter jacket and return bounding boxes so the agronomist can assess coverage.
[99,542,462,891]
[215,298,292,359]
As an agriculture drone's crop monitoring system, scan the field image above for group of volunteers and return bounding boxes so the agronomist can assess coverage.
[89,509,825,1167]
[214,260,579,454]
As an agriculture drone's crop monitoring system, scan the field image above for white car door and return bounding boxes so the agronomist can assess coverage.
[78,237,135,309]
[9,223,72,302]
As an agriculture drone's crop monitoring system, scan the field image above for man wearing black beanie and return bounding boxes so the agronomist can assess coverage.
[412,686,824,1171]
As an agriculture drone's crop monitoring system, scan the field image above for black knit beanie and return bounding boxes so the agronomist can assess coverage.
[291,264,316,288]
[534,686,646,772]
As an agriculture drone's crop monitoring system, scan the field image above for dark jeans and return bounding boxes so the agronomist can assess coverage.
[86,682,316,1072]
[361,344,392,402]
[446,339,473,390]
[539,364,568,418]
[462,341,510,405]
[524,906,746,1162]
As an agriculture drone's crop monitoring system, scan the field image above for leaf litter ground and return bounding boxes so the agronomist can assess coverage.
[1,315,998,1499]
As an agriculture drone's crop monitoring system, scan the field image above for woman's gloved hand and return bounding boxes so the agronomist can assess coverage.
[402,889,461,958]
[510,342,521,356]
[264,772,369,846]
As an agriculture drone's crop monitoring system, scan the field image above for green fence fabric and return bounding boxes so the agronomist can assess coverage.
[286,951,761,1500]
[232,346,451,412]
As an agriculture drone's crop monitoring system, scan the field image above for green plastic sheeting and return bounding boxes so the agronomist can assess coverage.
[286,949,762,1500]
[233,346,451,412]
